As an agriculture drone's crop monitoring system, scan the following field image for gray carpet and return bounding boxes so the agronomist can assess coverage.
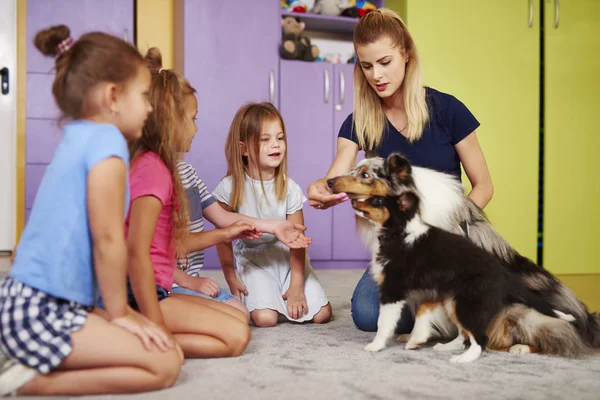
[2,265,600,399]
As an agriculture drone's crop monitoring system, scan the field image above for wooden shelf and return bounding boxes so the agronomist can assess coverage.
[282,11,359,35]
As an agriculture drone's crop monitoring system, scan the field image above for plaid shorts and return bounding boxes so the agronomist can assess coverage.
[0,277,89,374]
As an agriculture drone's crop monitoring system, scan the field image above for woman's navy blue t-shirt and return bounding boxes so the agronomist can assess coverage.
[338,87,480,178]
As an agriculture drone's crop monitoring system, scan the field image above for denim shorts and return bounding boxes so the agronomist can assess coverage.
[170,285,237,303]
[96,279,169,311]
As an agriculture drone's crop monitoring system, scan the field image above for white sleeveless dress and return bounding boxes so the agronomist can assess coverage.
[213,174,329,322]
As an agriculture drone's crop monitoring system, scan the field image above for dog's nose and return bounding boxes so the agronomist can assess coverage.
[327,178,335,188]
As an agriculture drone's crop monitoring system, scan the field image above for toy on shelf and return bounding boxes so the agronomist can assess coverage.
[279,16,319,62]
[340,0,377,18]
[282,0,308,13]
[311,0,351,16]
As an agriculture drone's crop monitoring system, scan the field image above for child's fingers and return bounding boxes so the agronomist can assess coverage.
[148,324,174,351]
[134,326,153,351]
[292,223,307,232]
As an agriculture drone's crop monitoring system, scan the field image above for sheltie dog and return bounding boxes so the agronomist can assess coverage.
[328,153,600,359]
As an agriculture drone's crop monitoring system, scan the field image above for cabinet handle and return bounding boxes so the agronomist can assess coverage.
[124,28,129,42]
[324,68,330,104]
[269,69,275,104]
[336,69,345,111]
[528,0,534,28]
[554,0,560,29]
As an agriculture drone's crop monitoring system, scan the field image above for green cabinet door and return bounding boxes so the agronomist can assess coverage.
[544,0,600,274]
[404,1,540,260]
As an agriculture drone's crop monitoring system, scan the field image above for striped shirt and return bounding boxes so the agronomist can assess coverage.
[174,160,217,285]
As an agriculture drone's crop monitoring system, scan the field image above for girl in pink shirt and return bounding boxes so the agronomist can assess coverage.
[126,48,312,359]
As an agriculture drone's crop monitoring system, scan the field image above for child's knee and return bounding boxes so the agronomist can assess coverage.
[313,303,333,324]
[251,309,278,328]
[229,323,251,357]
[226,299,250,323]
[148,348,181,390]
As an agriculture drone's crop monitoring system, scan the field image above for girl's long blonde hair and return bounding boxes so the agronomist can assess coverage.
[353,8,429,148]
[129,47,193,257]
[224,102,288,211]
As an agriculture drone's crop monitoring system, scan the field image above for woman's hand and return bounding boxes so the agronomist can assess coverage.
[307,179,348,210]
[273,221,312,248]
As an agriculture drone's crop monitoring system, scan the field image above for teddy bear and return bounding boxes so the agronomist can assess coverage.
[279,16,319,62]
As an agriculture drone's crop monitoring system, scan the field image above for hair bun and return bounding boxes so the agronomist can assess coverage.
[34,24,71,57]
[144,47,163,71]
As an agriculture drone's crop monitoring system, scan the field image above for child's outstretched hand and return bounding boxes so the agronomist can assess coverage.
[283,285,309,320]
[190,276,220,297]
[226,276,248,300]
[112,306,173,352]
[274,221,312,248]
[224,220,261,243]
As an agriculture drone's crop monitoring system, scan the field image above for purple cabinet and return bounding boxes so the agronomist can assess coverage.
[27,0,134,74]
[279,61,370,264]
[279,60,335,260]
[331,63,370,261]
[24,0,134,224]
[178,0,281,268]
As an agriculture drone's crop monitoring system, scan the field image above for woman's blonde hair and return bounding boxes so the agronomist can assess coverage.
[129,47,194,257]
[353,8,429,147]
[224,102,288,211]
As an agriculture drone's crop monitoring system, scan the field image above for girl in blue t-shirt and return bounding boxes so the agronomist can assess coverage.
[0,25,181,396]
[307,8,494,334]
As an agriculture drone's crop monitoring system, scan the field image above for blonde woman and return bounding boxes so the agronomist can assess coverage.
[307,8,493,333]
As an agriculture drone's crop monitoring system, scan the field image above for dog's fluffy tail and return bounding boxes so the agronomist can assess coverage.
[509,255,600,348]
[587,312,600,348]
[488,304,588,357]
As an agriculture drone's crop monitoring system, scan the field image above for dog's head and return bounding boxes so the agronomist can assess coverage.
[326,153,415,200]
[351,191,420,228]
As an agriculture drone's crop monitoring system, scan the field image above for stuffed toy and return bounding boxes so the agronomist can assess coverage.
[279,17,319,62]
[311,0,349,16]
[282,0,308,13]
[340,0,376,17]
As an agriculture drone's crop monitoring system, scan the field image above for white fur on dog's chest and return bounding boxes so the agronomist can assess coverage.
[404,217,429,245]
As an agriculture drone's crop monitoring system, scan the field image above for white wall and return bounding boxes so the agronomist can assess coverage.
[0,0,17,251]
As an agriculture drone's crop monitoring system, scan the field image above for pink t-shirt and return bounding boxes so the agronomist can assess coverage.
[126,151,176,290]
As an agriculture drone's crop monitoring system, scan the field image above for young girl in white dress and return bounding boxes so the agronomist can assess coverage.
[214,102,332,327]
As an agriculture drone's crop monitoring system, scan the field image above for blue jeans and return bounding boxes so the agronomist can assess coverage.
[351,268,414,333]
[170,285,237,303]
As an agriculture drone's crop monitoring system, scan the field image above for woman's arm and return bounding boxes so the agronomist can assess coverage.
[307,137,358,209]
[455,131,494,209]
[126,196,166,326]
[282,210,308,319]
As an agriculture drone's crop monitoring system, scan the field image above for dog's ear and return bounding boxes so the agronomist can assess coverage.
[398,192,418,212]
[386,153,411,182]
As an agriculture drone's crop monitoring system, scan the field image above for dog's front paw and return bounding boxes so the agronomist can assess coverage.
[404,340,422,350]
[396,333,411,343]
[508,344,532,354]
[364,341,386,353]
[433,341,465,352]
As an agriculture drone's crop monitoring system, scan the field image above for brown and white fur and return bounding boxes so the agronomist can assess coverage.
[328,153,600,355]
